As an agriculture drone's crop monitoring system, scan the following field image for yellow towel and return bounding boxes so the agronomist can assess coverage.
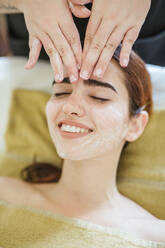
[1,89,165,219]
[0,199,164,248]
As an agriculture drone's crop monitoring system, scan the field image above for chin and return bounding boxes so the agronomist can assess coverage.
[55,144,92,161]
[57,150,86,161]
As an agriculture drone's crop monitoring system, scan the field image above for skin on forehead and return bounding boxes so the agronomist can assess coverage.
[55,60,128,103]
[100,59,126,87]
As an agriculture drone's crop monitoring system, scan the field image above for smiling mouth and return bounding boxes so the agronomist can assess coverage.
[58,123,93,132]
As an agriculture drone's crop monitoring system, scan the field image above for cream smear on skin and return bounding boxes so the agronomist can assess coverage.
[44,63,135,212]
[46,77,130,162]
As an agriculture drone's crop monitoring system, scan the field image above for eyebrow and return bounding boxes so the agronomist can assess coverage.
[52,77,118,94]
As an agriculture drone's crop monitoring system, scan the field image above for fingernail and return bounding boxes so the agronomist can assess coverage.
[55,74,61,82]
[70,75,77,83]
[94,68,102,78]
[122,58,129,67]
[80,70,89,80]
[77,64,81,70]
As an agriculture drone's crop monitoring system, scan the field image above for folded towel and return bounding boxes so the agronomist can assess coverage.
[1,89,165,219]
[0,199,164,248]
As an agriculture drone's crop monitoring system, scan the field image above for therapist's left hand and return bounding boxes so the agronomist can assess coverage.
[69,0,151,80]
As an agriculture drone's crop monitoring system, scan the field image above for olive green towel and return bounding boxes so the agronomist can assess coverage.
[0,199,164,248]
[0,89,165,220]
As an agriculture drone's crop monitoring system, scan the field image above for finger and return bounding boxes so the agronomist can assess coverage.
[93,26,125,78]
[40,33,64,82]
[82,3,101,60]
[80,21,114,79]
[70,0,92,5]
[59,19,82,69]
[120,26,140,67]
[50,25,79,83]
[68,1,91,18]
[24,37,42,69]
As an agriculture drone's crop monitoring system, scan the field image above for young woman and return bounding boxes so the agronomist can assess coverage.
[0,46,165,246]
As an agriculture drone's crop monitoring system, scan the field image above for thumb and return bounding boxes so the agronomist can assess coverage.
[69,1,91,18]
[69,0,92,5]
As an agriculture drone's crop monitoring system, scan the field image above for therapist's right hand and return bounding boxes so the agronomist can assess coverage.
[17,0,90,82]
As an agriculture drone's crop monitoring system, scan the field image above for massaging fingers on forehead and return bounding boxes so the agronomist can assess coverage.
[69,0,151,80]
[22,0,84,83]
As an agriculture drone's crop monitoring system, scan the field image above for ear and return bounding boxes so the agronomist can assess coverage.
[126,111,149,142]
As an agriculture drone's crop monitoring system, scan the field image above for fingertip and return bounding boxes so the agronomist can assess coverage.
[24,62,32,70]
[93,68,103,78]
[80,70,89,80]
[24,60,36,69]
[81,6,91,17]
[70,74,78,83]
[55,74,62,82]
[121,58,129,67]
[70,5,91,18]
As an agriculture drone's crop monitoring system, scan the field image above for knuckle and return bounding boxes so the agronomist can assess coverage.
[86,33,93,43]
[105,42,115,50]
[58,46,66,57]
[110,37,119,45]
[125,38,135,45]
[105,36,119,50]
[68,35,76,45]
[91,41,102,51]
[46,47,54,56]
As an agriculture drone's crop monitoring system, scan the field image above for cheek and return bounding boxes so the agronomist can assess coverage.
[45,100,62,149]
[46,99,60,123]
[45,100,62,141]
[93,103,129,141]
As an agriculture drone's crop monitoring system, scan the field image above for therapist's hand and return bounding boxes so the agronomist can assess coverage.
[69,0,151,80]
[18,0,90,83]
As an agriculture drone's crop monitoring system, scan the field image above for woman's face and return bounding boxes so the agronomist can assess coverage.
[46,61,132,160]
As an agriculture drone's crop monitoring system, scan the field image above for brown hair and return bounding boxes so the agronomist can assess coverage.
[20,45,153,184]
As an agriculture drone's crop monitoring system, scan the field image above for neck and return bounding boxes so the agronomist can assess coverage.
[53,151,122,212]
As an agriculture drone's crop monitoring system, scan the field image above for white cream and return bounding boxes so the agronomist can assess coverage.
[46,63,130,162]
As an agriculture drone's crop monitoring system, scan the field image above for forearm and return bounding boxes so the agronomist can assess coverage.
[0,0,21,14]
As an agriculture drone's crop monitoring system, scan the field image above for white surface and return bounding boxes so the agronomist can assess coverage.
[147,64,165,110]
[0,56,53,92]
[0,56,53,152]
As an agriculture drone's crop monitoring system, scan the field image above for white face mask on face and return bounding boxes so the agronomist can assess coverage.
[46,64,131,161]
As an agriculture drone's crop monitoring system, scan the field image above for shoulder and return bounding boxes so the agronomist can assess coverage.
[0,176,36,205]
[0,176,31,189]
[148,219,165,242]
[126,218,165,243]
[120,195,165,242]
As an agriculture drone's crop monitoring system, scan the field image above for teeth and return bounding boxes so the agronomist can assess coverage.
[61,124,89,133]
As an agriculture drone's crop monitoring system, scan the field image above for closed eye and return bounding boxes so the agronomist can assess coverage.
[53,93,109,102]
[90,96,109,102]
[54,93,70,97]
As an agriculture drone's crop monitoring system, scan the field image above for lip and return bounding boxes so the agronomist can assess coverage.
[58,120,93,131]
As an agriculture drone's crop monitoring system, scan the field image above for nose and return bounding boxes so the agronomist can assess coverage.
[62,93,85,117]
